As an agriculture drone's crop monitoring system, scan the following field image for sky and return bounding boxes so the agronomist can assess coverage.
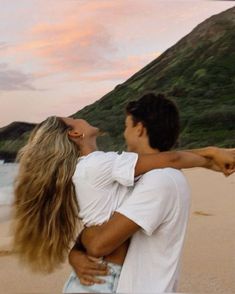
[0,0,234,127]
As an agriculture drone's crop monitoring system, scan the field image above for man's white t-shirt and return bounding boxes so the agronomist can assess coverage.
[72,151,138,226]
[116,168,191,293]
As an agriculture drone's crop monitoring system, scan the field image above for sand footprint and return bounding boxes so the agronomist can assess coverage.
[193,211,213,216]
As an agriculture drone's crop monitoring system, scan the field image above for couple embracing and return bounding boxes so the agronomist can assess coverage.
[13,93,235,293]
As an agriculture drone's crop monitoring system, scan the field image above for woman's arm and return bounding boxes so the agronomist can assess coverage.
[135,147,235,177]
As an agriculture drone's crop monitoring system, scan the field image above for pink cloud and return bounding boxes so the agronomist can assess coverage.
[13,21,115,74]
[9,13,162,83]
[0,1,212,85]
[82,52,161,82]
[2,1,168,84]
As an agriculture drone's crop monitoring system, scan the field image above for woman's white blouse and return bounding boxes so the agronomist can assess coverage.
[72,151,138,226]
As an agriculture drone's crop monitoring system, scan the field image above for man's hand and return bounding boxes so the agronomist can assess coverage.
[68,248,109,286]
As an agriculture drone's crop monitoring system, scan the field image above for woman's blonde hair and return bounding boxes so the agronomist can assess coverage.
[12,116,80,272]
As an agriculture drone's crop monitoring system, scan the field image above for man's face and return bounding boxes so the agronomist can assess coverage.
[124,115,140,152]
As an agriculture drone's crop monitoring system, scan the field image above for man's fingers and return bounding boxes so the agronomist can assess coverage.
[80,275,106,285]
[72,262,108,280]
[87,255,101,263]
[80,277,94,286]
[75,258,107,270]
[84,268,109,276]
[73,266,108,278]
[88,261,108,271]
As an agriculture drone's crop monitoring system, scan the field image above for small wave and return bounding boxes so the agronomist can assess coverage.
[0,186,14,206]
[0,163,18,187]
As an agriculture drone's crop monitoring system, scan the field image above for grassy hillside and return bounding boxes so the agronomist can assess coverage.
[0,6,234,161]
[72,6,235,151]
[0,122,35,161]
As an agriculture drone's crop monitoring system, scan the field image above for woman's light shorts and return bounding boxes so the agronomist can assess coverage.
[63,262,122,293]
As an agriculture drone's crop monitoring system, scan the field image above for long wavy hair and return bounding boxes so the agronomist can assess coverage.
[12,116,81,272]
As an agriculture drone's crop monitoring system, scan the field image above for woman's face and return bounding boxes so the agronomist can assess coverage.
[62,117,99,138]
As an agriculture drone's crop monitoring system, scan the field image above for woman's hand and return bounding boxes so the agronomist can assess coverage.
[206,148,235,176]
[68,248,108,286]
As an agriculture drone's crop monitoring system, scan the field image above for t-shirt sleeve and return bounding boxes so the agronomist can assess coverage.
[85,151,138,188]
[116,171,176,236]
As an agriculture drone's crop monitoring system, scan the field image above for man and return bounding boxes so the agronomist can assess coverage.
[67,93,233,292]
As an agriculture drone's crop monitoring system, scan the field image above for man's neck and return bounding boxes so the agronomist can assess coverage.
[133,144,160,155]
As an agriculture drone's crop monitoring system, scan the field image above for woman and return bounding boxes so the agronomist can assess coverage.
[12,115,234,291]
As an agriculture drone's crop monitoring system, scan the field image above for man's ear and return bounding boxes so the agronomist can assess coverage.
[136,122,145,137]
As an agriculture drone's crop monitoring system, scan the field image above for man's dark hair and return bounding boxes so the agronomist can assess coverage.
[126,92,180,151]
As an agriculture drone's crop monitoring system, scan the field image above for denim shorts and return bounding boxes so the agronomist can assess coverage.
[63,262,122,293]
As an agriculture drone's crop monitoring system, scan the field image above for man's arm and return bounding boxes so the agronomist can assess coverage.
[68,213,139,284]
[81,212,140,258]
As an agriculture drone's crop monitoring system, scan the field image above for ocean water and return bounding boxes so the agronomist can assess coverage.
[0,164,19,222]
[0,163,18,206]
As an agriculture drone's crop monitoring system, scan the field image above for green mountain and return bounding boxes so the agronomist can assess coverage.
[0,6,234,161]
[0,122,35,162]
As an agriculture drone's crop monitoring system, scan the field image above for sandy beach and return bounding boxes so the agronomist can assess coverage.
[0,168,234,293]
